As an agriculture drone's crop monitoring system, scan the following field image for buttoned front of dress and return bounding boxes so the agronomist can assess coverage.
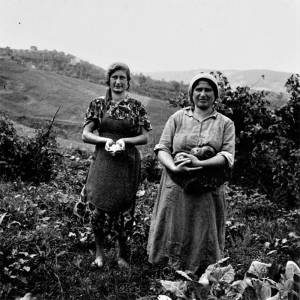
[173,109,217,153]
[155,107,235,167]
[148,107,235,273]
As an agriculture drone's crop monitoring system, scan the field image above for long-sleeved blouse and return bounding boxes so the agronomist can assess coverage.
[147,107,235,273]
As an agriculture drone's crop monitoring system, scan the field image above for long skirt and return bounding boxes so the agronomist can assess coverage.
[147,169,226,273]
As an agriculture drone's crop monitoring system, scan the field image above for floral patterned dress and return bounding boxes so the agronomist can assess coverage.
[83,94,152,239]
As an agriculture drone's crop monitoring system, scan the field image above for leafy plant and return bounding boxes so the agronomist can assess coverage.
[0,112,61,183]
[141,154,162,182]
[159,259,300,300]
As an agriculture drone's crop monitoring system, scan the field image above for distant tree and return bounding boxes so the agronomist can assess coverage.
[138,74,147,86]
[171,81,181,93]
[4,47,13,56]
[30,46,38,51]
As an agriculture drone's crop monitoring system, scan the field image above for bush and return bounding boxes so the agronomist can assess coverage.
[141,153,162,182]
[0,113,61,183]
[0,114,18,173]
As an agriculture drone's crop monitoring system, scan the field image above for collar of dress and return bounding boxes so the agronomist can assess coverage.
[183,106,218,121]
[109,93,131,105]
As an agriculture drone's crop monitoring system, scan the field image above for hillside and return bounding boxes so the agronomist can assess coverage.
[1,47,290,110]
[0,53,292,149]
[0,58,176,148]
[0,47,185,102]
[148,68,292,93]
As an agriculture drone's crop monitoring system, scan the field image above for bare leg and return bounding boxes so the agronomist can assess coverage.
[94,230,104,267]
[116,206,134,268]
[117,234,130,268]
[91,209,105,268]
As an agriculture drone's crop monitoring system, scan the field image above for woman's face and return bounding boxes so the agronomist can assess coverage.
[192,80,215,111]
[109,70,128,94]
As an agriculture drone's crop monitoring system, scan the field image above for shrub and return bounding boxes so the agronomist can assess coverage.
[0,114,19,175]
[141,153,162,182]
[0,113,61,183]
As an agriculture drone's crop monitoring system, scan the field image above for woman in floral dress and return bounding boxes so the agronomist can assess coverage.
[82,63,152,268]
[147,73,235,275]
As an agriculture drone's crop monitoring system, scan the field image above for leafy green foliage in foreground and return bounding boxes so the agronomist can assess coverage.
[159,259,300,300]
[0,151,299,299]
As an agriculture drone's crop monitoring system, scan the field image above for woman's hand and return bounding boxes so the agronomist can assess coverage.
[174,152,188,164]
[172,159,190,173]
[105,138,115,151]
[116,139,125,151]
[157,150,203,175]
[171,159,203,173]
[176,152,201,167]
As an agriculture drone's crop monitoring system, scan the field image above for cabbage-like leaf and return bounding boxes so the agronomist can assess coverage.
[266,294,279,300]
[220,265,235,283]
[251,279,272,300]
[160,280,188,299]
[157,295,172,300]
[16,293,36,300]
[0,212,7,225]
[248,261,271,278]
[217,257,230,264]
[285,261,300,280]
[198,263,235,285]
[225,279,249,299]
[209,265,235,283]
[198,272,210,286]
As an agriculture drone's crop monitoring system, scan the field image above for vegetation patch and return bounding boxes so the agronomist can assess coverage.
[0,149,299,299]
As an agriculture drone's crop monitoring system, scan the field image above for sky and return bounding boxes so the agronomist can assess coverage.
[0,0,299,73]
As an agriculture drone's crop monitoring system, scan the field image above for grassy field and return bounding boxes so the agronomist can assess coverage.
[0,150,299,299]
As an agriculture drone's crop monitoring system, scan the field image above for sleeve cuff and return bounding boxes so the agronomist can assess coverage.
[83,117,99,128]
[154,144,171,155]
[216,151,234,168]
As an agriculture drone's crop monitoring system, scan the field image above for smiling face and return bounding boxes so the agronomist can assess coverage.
[109,70,128,94]
[192,80,215,111]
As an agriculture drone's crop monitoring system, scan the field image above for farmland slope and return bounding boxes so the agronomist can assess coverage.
[0,58,176,148]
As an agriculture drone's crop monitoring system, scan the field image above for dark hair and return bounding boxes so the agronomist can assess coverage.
[105,62,131,90]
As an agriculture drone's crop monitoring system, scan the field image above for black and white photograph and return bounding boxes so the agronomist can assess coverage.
[0,0,299,299]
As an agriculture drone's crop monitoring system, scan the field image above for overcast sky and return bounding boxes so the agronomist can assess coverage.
[1,0,299,73]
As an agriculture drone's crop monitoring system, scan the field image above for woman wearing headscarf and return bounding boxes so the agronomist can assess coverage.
[82,63,152,268]
[147,73,235,275]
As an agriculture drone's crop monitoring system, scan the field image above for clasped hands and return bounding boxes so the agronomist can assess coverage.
[105,138,125,156]
[172,152,203,173]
